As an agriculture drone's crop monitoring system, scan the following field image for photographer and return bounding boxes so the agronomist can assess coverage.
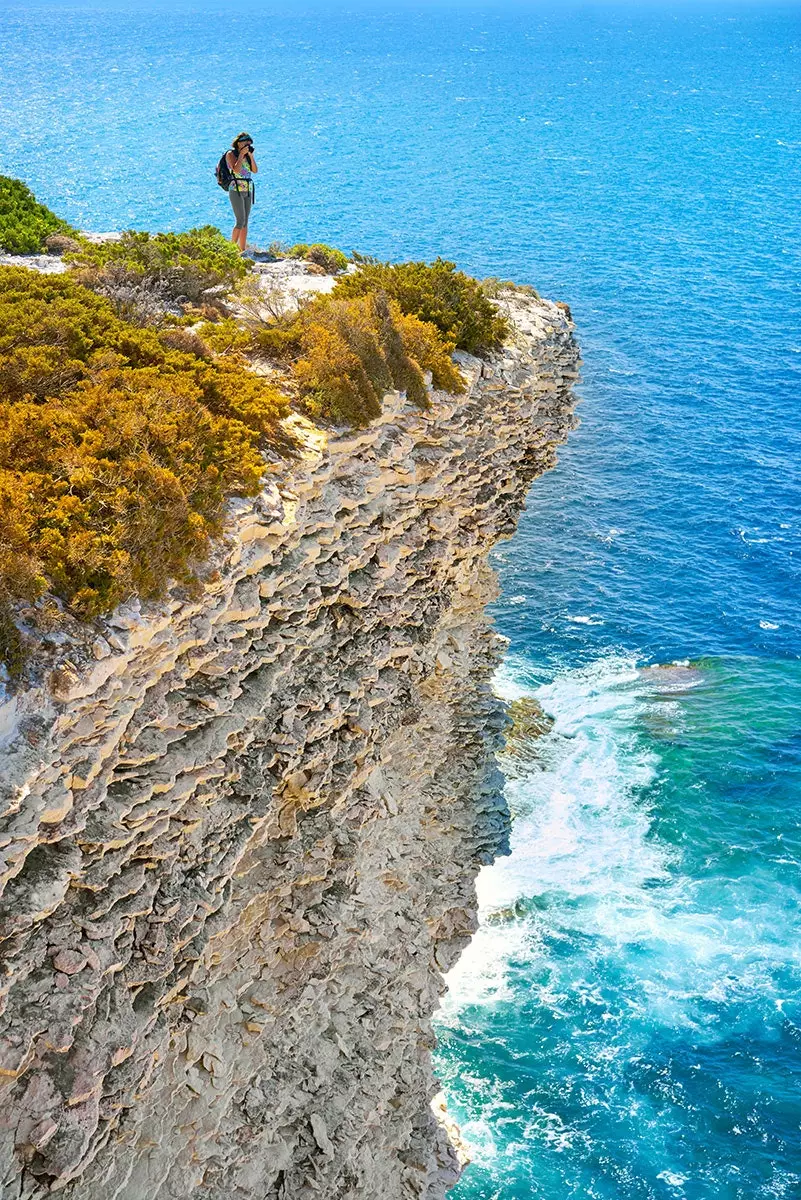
[225,132,258,251]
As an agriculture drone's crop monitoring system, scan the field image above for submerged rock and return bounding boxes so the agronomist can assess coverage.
[639,662,706,693]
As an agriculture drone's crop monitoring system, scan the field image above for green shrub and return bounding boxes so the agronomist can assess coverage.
[0,266,287,637]
[253,323,304,361]
[287,242,349,274]
[333,257,509,353]
[481,277,540,300]
[0,175,76,255]
[350,251,380,266]
[68,226,248,303]
[291,292,465,427]
[196,317,252,356]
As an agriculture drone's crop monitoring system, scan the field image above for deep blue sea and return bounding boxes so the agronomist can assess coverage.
[1,2,800,1196]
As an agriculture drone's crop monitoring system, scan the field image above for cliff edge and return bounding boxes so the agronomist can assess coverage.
[0,285,580,1200]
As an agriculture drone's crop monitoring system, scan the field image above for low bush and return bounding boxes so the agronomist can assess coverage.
[195,317,252,356]
[286,242,349,274]
[0,175,77,255]
[91,263,175,327]
[44,233,83,255]
[333,257,509,353]
[0,266,287,637]
[290,291,465,427]
[253,322,304,362]
[68,226,248,304]
[235,274,298,326]
[481,277,540,300]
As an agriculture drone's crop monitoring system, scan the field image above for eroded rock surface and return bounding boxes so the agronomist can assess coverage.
[0,291,579,1200]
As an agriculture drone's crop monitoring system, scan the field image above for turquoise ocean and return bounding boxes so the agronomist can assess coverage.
[1,2,799,1196]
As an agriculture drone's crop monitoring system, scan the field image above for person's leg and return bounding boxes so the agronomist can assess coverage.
[229,188,246,247]
[238,192,253,251]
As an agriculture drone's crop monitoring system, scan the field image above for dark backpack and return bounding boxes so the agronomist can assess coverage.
[215,151,234,191]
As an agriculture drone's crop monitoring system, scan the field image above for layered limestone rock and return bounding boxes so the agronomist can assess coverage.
[0,289,579,1200]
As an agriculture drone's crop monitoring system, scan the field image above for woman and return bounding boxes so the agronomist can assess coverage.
[226,132,258,251]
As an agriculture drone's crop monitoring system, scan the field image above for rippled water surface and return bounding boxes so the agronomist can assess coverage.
[1,2,799,1197]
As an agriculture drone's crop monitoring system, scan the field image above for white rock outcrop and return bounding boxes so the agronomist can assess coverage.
[0,290,579,1199]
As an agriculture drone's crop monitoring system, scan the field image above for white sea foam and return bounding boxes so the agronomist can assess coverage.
[657,1170,689,1188]
[442,654,799,1036]
[442,655,664,1019]
[478,657,665,918]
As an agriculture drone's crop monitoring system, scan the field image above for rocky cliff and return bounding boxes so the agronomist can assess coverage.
[0,287,579,1200]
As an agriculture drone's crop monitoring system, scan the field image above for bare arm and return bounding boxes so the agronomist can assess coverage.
[227,148,252,172]
[248,152,258,175]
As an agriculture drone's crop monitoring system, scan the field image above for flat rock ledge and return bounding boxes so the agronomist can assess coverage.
[0,290,580,1200]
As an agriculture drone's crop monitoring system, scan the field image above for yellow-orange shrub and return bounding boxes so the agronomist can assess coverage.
[0,267,287,633]
[290,292,465,427]
[334,258,509,352]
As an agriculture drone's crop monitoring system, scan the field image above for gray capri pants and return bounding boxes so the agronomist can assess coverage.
[228,184,253,228]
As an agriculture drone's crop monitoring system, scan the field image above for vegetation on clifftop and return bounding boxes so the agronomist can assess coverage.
[0,175,77,255]
[68,226,248,303]
[333,257,509,352]
[0,179,511,671]
[253,289,465,426]
[284,242,349,275]
[0,266,286,634]
[291,291,465,425]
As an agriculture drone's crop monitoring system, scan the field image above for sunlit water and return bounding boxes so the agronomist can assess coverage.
[1,3,799,1197]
